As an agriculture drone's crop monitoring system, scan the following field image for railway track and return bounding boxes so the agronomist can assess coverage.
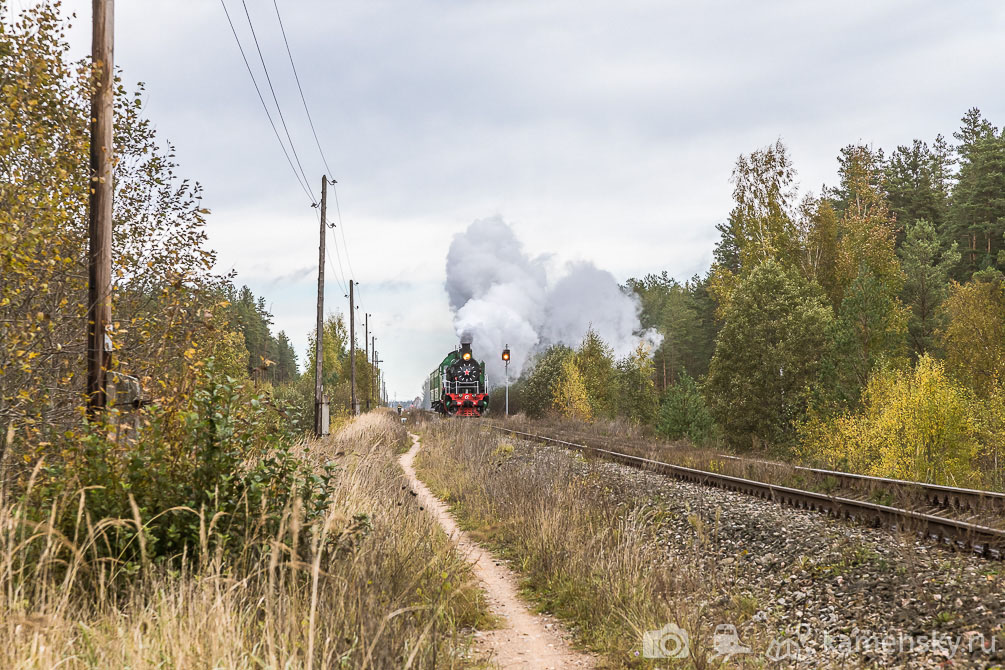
[490,425,1005,559]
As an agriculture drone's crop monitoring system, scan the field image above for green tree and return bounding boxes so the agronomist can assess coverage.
[656,371,713,444]
[627,273,717,388]
[832,145,903,304]
[898,219,960,356]
[521,345,574,418]
[275,331,299,382]
[574,328,616,419]
[885,138,952,245]
[614,342,658,425]
[949,108,1005,277]
[708,141,801,315]
[304,313,348,396]
[827,270,909,402]
[705,261,834,449]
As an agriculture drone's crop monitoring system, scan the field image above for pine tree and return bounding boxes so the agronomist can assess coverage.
[275,331,298,381]
[898,220,960,356]
[949,108,1005,276]
[885,139,951,245]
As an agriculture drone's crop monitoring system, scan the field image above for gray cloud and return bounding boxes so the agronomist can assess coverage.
[52,0,1005,397]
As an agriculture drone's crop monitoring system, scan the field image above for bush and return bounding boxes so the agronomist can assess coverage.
[800,356,982,486]
[656,371,713,444]
[34,361,336,564]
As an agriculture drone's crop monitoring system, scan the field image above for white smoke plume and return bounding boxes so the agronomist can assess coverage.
[445,216,660,387]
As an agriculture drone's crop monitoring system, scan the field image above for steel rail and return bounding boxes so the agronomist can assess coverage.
[491,426,1005,559]
[503,425,1005,513]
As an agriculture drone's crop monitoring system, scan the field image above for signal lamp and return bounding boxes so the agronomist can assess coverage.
[502,348,510,361]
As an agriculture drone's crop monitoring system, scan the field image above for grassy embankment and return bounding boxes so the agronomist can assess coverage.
[0,412,490,669]
[415,420,778,669]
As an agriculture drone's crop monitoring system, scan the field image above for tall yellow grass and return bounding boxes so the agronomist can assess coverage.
[0,412,488,669]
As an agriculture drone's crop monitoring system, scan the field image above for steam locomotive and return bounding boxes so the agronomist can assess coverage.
[428,336,489,417]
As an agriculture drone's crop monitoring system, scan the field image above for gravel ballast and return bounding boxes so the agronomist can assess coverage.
[512,436,1005,669]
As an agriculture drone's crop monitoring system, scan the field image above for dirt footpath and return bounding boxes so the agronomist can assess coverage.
[400,433,595,670]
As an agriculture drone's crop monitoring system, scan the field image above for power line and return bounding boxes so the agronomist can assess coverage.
[316,208,347,295]
[327,220,350,293]
[272,0,335,179]
[239,0,316,202]
[219,0,314,203]
[270,0,358,281]
[331,183,357,279]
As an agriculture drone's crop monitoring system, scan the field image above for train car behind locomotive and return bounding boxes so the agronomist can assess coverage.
[429,335,489,417]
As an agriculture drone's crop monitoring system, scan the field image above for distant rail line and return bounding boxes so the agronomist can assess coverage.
[489,425,1005,559]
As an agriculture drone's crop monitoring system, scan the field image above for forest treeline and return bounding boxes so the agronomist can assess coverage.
[501,115,1005,489]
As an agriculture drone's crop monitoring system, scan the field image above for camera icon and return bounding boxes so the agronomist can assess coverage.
[642,622,690,659]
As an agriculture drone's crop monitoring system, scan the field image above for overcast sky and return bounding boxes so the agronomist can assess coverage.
[50,0,1005,400]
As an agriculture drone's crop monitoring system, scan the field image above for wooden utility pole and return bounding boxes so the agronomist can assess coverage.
[313,176,327,436]
[371,336,376,409]
[87,0,114,417]
[349,281,357,415]
[364,313,370,411]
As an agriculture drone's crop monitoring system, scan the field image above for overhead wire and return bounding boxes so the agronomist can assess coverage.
[219,0,314,203]
[271,0,334,179]
[331,183,357,279]
[224,0,364,321]
[271,0,358,281]
[316,209,346,295]
[327,221,350,294]
[239,0,316,202]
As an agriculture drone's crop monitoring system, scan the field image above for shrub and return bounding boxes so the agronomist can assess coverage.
[34,361,336,565]
[656,371,714,444]
[800,356,981,486]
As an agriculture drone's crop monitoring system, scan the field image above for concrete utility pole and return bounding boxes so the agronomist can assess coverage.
[364,313,370,411]
[349,281,357,415]
[313,176,328,436]
[86,0,114,417]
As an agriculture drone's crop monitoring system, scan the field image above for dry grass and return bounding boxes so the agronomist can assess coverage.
[416,420,777,669]
[0,411,489,669]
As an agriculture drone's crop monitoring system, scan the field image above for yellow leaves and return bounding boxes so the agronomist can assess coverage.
[800,356,983,487]
[553,357,593,422]
[183,347,197,360]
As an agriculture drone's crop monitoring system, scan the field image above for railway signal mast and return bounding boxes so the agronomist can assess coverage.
[502,345,511,417]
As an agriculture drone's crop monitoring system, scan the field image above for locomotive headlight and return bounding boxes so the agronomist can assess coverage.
[462,352,471,360]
